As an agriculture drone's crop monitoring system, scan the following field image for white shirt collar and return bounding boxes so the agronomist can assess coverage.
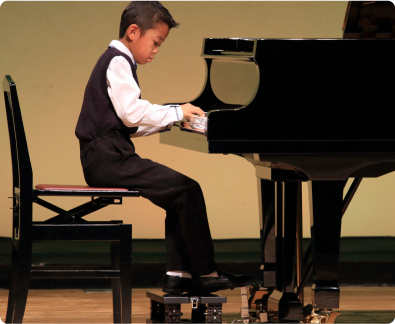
[109,40,135,64]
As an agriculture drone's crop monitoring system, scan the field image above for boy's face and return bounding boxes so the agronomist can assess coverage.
[130,22,170,65]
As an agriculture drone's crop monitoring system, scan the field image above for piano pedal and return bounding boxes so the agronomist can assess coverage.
[302,308,341,324]
[230,287,251,323]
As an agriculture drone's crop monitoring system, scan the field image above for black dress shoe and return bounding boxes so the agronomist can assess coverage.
[162,274,192,294]
[191,270,253,294]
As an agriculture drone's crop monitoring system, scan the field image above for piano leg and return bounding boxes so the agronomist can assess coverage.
[276,182,302,321]
[282,182,299,293]
[257,179,301,321]
[257,179,276,288]
[274,181,284,292]
[296,182,304,306]
[309,181,343,309]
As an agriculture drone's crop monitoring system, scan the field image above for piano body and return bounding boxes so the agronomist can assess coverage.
[160,1,395,321]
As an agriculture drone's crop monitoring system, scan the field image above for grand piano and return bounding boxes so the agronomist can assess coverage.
[160,2,395,322]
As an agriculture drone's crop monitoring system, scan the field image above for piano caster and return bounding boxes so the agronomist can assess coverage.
[302,307,341,324]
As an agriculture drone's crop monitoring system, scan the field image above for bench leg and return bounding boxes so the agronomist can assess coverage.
[165,304,182,323]
[111,241,122,324]
[150,300,165,321]
[207,303,222,323]
[120,225,132,323]
[191,303,207,323]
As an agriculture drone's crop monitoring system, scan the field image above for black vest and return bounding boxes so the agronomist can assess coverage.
[75,47,139,148]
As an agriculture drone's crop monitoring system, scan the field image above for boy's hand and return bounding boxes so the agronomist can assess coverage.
[180,103,205,121]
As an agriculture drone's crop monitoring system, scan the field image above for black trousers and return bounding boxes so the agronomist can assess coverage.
[80,132,218,276]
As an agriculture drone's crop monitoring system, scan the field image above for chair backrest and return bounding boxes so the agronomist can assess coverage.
[3,75,33,226]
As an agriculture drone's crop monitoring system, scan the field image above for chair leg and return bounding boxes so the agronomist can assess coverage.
[6,242,20,323]
[111,241,122,324]
[9,238,32,323]
[120,225,132,323]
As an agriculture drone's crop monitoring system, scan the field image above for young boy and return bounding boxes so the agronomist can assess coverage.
[75,1,251,294]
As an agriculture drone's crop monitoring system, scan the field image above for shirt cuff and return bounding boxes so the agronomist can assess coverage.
[169,105,184,121]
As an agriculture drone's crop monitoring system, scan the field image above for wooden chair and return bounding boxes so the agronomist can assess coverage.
[3,75,139,323]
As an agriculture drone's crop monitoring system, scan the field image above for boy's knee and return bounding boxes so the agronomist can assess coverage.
[184,178,204,197]
[184,176,200,188]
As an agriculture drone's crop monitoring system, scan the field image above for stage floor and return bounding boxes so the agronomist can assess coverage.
[0,287,394,323]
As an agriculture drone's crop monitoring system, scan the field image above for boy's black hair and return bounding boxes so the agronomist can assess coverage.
[119,1,179,38]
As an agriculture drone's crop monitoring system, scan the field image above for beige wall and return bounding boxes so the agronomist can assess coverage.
[0,1,394,240]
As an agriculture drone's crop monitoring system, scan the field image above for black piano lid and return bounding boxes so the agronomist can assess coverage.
[202,38,256,56]
[343,1,395,39]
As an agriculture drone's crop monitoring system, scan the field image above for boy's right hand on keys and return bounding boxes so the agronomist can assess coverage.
[180,103,205,121]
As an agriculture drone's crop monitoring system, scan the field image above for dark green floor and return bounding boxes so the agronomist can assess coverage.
[334,311,395,323]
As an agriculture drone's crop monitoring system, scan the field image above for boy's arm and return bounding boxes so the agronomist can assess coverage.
[106,56,184,130]
[129,124,171,138]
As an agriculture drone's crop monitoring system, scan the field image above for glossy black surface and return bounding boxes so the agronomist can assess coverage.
[207,39,395,141]
[310,181,343,309]
[164,37,395,180]
[203,38,255,56]
[258,180,276,288]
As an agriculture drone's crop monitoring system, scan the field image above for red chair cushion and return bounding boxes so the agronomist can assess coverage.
[35,184,129,191]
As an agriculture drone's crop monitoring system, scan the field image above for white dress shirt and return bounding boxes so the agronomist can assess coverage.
[106,40,183,137]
